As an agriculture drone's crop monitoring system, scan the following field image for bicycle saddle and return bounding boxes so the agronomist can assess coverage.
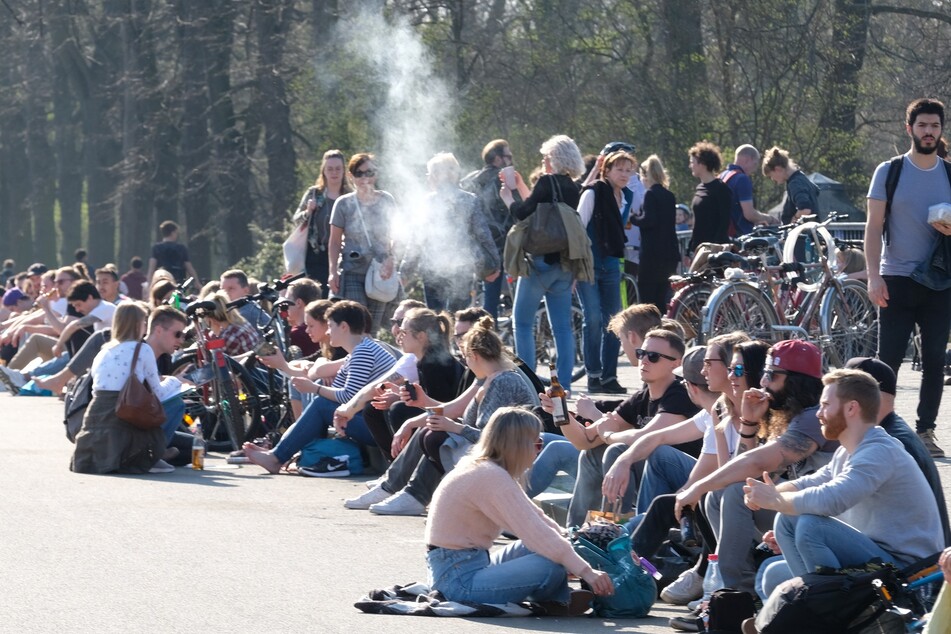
[740,236,778,253]
[185,300,217,316]
[708,251,756,270]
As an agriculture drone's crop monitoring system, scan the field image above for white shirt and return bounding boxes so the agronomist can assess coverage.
[86,301,116,332]
[91,340,181,401]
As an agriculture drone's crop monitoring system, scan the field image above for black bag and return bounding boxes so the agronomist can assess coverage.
[707,588,756,633]
[756,563,902,634]
[522,177,570,255]
[64,371,94,443]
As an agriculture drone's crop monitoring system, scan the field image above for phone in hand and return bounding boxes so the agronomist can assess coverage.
[254,340,279,357]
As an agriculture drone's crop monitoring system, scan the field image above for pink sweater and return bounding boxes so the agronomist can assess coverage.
[424,459,592,578]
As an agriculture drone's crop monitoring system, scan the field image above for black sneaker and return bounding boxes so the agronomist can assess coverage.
[299,455,350,478]
[586,378,603,393]
[597,378,627,395]
[668,615,704,632]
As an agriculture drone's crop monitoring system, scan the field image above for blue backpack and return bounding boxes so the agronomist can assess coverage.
[298,437,364,475]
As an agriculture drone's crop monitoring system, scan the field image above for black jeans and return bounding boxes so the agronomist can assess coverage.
[878,276,951,432]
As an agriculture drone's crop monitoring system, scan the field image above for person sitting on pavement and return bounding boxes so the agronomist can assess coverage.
[95,265,129,305]
[70,303,181,475]
[283,278,322,359]
[424,406,614,613]
[671,340,837,600]
[562,327,699,528]
[745,369,943,588]
[200,291,261,358]
[344,315,538,516]
[244,301,397,473]
[219,269,268,330]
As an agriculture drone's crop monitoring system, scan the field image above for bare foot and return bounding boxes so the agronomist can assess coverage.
[242,441,267,454]
[34,372,69,394]
[245,449,282,474]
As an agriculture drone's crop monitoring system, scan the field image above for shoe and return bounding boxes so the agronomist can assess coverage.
[687,598,705,612]
[539,589,595,616]
[345,484,392,509]
[0,365,26,395]
[299,455,350,478]
[597,378,627,395]
[660,568,704,605]
[586,378,603,393]
[669,615,704,632]
[163,446,180,461]
[369,490,426,516]
[365,475,385,489]
[226,450,251,465]
[919,429,945,459]
[149,459,175,474]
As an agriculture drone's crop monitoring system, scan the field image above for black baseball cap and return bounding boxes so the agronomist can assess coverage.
[600,141,636,156]
[27,263,48,276]
[845,357,897,395]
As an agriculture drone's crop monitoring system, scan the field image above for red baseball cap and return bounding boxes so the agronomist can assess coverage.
[768,340,822,379]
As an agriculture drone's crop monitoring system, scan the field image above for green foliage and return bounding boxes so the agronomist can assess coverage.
[231,223,287,284]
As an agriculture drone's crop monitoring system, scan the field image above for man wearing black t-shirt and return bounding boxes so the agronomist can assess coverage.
[562,328,699,527]
[146,220,200,287]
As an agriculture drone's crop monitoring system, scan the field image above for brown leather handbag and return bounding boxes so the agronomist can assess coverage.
[115,341,166,429]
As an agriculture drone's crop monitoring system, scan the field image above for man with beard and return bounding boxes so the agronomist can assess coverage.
[744,369,943,580]
[673,340,837,596]
[865,97,951,458]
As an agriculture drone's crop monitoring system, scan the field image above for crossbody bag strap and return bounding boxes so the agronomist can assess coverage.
[123,341,144,391]
[353,196,374,252]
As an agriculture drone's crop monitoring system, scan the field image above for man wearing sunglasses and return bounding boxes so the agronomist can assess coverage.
[673,340,837,596]
[562,327,700,528]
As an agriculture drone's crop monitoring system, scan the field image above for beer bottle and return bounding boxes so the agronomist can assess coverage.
[547,363,570,425]
[192,422,205,470]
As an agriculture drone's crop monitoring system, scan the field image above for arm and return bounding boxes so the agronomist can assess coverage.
[146,257,157,286]
[184,261,200,289]
[508,175,554,220]
[577,188,596,227]
[327,225,344,294]
[606,411,688,445]
[740,200,776,225]
[743,472,800,514]
[864,198,887,307]
[633,189,658,228]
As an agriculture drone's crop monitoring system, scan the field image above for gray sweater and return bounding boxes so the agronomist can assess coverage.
[458,369,540,444]
[791,426,943,566]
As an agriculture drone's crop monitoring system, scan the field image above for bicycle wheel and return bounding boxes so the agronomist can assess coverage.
[702,282,778,343]
[620,273,640,309]
[534,304,585,383]
[819,279,878,368]
[172,353,260,451]
[667,282,712,345]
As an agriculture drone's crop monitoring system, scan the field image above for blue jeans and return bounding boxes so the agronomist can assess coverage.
[483,268,504,323]
[567,442,638,527]
[427,541,570,604]
[513,256,575,383]
[756,556,793,601]
[526,433,580,498]
[272,396,372,462]
[774,514,897,577]
[576,256,622,382]
[32,353,70,378]
[161,395,187,446]
[635,445,695,514]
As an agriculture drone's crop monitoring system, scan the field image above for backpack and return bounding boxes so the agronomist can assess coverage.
[707,588,756,633]
[298,437,364,475]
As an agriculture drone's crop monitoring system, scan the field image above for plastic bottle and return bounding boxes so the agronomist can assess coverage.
[700,553,724,630]
[191,422,205,470]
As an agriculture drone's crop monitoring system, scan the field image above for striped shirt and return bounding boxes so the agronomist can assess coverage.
[328,337,396,402]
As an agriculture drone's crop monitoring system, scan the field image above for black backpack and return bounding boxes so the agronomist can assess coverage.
[64,371,93,443]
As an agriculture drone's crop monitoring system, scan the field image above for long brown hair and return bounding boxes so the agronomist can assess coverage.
[314,149,353,195]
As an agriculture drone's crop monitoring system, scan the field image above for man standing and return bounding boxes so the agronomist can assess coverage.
[745,369,943,576]
[147,220,200,288]
[460,139,515,322]
[865,97,951,457]
[719,144,777,236]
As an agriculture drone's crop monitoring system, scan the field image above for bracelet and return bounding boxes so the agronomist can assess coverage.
[739,419,761,427]
[739,431,759,439]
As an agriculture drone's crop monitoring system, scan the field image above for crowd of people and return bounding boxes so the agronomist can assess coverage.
[1,97,950,625]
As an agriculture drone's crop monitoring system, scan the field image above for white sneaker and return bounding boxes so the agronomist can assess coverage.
[149,459,175,474]
[660,568,704,605]
[369,490,426,516]
[344,484,392,510]
[365,475,385,489]
[0,365,26,394]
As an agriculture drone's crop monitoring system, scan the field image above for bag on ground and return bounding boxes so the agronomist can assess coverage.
[299,437,364,475]
[572,533,656,618]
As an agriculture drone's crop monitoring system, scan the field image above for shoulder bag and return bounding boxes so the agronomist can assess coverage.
[115,341,166,429]
[522,176,571,255]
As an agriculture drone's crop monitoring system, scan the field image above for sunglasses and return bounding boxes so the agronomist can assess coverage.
[702,358,725,366]
[390,318,403,327]
[534,437,544,453]
[763,368,787,382]
[353,169,376,178]
[635,349,677,363]
[728,364,745,378]
[173,330,185,339]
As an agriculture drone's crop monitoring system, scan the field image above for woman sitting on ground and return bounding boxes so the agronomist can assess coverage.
[425,407,613,613]
[245,301,396,473]
[201,291,261,357]
[344,316,539,516]
[71,302,177,475]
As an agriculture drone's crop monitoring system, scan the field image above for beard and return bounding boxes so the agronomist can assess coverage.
[820,409,848,440]
[764,386,786,411]
[912,131,938,155]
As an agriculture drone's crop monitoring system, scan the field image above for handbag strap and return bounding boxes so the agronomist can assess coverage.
[353,197,374,251]
[122,341,144,391]
[550,175,562,204]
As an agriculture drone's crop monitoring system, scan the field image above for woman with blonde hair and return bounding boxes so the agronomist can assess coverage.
[632,154,680,312]
[424,407,614,612]
[294,149,351,294]
[501,134,588,383]
[71,302,175,474]
[202,291,261,357]
[762,146,819,224]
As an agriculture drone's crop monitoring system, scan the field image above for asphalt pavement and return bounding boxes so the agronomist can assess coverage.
[1,355,948,634]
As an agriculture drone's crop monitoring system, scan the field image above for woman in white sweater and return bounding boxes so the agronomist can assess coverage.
[424,407,613,613]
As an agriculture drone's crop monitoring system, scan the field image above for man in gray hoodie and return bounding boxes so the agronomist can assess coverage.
[744,369,943,576]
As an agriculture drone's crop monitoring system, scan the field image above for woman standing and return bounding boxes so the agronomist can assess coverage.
[425,407,613,612]
[294,150,351,295]
[762,146,820,224]
[501,135,588,384]
[71,303,176,474]
[575,150,634,394]
[687,141,732,255]
[632,154,681,316]
[327,153,400,335]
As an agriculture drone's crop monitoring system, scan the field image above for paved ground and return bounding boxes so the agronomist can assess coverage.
[1,356,948,633]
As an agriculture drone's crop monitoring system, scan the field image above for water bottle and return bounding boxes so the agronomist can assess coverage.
[701,553,724,603]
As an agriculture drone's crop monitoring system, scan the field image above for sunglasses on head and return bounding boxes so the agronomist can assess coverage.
[635,348,677,363]
[534,437,544,453]
[353,169,376,178]
[728,364,745,378]
[763,368,787,382]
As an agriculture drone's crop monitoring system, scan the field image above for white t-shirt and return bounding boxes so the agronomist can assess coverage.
[694,408,740,457]
[91,340,181,401]
[86,300,117,332]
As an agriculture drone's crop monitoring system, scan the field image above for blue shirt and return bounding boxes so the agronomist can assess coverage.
[719,164,754,236]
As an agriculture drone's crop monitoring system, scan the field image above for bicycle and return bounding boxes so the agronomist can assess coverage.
[700,214,877,368]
